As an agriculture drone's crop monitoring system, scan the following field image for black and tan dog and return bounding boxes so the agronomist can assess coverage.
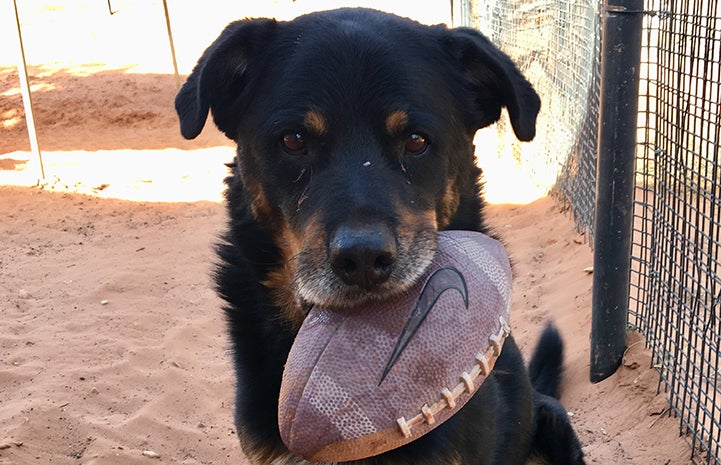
[176,8,585,465]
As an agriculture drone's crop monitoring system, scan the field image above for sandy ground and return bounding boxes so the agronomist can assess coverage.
[1,1,692,464]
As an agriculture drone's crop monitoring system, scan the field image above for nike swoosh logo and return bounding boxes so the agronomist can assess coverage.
[379,267,468,385]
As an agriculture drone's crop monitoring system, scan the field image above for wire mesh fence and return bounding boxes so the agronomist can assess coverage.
[631,0,721,463]
[468,0,721,462]
[470,0,601,235]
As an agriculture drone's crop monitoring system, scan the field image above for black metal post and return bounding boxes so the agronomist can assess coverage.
[591,0,644,382]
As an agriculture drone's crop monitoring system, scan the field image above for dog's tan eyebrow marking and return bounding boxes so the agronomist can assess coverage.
[304,110,328,136]
[386,110,409,134]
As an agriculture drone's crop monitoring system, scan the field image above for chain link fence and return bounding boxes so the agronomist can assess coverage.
[467,0,721,463]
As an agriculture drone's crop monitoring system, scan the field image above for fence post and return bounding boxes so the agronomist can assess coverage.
[590,0,644,382]
[12,0,45,180]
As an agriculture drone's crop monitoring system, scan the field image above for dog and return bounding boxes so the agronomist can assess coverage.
[175,8,585,465]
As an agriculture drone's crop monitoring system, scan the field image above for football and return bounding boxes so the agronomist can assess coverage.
[278,230,513,462]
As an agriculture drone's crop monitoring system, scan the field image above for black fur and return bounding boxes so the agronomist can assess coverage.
[176,8,584,465]
[529,323,565,398]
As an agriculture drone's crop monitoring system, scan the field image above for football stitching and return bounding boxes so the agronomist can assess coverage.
[395,316,511,439]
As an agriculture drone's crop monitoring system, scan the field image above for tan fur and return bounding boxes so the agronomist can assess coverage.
[252,190,274,225]
[395,202,438,245]
[263,214,325,329]
[437,179,461,229]
[385,110,409,134]
[304,110,328,136]
[243,442,278,465]
[243,443,319,465]
[263,224,304,328]
[240,172,276,226]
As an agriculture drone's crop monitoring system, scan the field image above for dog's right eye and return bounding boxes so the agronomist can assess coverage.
[281,132,307,155]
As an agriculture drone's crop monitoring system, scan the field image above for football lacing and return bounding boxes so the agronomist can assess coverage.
[396,316,510,438]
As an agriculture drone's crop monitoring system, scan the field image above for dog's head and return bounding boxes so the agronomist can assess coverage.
[176,8,539,317]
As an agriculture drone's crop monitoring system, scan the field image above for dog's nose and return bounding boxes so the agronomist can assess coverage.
[329,224,397,289]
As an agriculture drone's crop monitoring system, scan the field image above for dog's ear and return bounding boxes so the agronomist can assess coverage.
[444,28,540,141]
[175,19,277,140]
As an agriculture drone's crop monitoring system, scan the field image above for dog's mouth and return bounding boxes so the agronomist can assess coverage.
[294,226,438,309]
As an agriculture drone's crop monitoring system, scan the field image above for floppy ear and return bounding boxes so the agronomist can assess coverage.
[175,19,277,140]
[444,28,540,141]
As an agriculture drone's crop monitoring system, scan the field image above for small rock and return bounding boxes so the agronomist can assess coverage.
[17,290,32,300]
[142,450,160,458]
[100,300,109,305]
[583,266,593,274]
[0,443,11,450]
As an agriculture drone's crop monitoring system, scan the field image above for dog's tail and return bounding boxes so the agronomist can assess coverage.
[528,323,564,398]
[528,323,587,465]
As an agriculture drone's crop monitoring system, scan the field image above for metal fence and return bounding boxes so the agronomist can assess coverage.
[468,0,721,463]
[469,0,601,234]
[631,0,721,463]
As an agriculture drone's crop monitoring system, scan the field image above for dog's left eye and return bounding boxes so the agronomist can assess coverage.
[404,133,429,156]
[281,132,307,155]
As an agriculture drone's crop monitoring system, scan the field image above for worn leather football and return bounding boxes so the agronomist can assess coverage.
[278,230,513,462]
